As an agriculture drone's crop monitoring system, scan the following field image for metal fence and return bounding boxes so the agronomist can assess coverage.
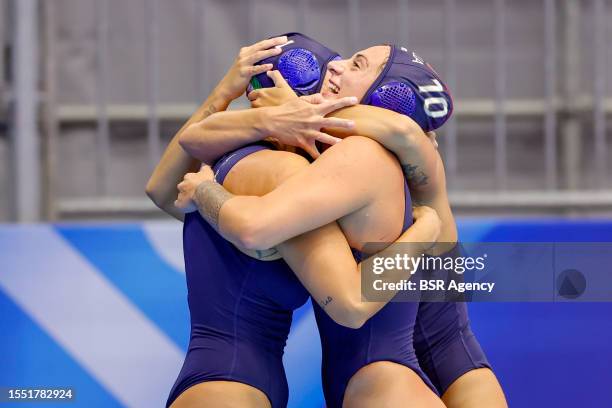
[2,0,612,221]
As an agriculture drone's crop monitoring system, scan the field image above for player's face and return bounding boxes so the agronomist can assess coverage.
[321,45,390,101]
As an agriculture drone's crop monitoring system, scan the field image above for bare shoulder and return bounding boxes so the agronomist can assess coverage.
[256,149,310,179]
[224,149,309,196]
[263,149,310,167]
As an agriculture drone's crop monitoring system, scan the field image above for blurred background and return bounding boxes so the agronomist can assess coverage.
[1,0,611,407]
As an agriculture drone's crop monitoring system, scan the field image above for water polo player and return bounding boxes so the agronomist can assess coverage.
[178,34,507,408]
[148,34,443,408]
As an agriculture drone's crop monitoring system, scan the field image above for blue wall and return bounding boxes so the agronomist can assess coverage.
[1,219,611,407]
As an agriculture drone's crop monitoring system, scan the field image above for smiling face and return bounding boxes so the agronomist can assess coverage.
[320,45,390,101]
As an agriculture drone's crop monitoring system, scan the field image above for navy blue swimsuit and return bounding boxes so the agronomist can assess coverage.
[166,144,309,408]
[312,181,439,408]
[412,245,491,395]
[315,243,492,408]
[311,169,490,406]
[168,143,491,407]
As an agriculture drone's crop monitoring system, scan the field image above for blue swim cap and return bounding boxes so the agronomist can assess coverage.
[248,32,341,96]
[362,46,454,132]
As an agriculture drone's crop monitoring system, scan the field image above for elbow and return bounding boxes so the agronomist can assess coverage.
[145,178,164,209]
[338,315,367,330]
[145,182,175,215]
[179,121,219,165]
[232,214,276,252]
[330,300,369,329]
[178,124,201,157]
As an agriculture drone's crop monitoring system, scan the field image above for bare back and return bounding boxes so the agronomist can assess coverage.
[224,136,408,254]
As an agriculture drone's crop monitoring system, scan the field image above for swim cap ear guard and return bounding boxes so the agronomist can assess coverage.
[247,32,341,96]
[361,46,454,132]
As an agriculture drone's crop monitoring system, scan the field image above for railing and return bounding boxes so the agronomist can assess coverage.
[3,0,611,220]
[0,0,6,132]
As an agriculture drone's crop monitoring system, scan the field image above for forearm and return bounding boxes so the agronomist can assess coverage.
[324,104,403,149]
[193,180,271,249]
[278,216,434,329]
[146,86,232,219]
[193,136,379,250]
[350,218,436,324]
[179,107,272,164]
[194,179,327,251]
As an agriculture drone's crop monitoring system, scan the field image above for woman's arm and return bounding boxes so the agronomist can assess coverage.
[248,74,440,196]
[330,107,458,249]
[176,136,388,250]
[178,108,269,165]
[145,36,288,220]
[176,115,448,253]
[326,104,440,198]
[145,87,232,221]
[192,148,441,329]
[277,207,440,328]
[179,94,357,162]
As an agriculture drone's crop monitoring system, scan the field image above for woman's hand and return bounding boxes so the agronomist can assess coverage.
[174,165,215,213]
[264,93,358,158]
[217,36,288,101]
[247,70,298,108]
[412,206,442,250]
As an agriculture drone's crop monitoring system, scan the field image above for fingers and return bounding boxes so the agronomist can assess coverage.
[247,89,261,101]
[247,89,267,108]
[317,96,358,115]
[301,139,321,160]
[320,117,355,130]
[174,196,197,213]
[250,36,288,52]
[311,131,342,146]
[242,63,273,78]
[300,93,325,105]
[266,70,290,88]
[174,191,188,209]
[245,47,282,65]
[174,197,185,208]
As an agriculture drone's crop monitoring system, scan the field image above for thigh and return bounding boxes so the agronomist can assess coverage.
[170,381,271,408]
[343,361,445,408]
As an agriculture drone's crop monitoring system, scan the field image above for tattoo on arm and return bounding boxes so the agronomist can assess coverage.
[321,296,333,308]
[401,163,429,187]
[202,103,217,119]
[194,180,234,230]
